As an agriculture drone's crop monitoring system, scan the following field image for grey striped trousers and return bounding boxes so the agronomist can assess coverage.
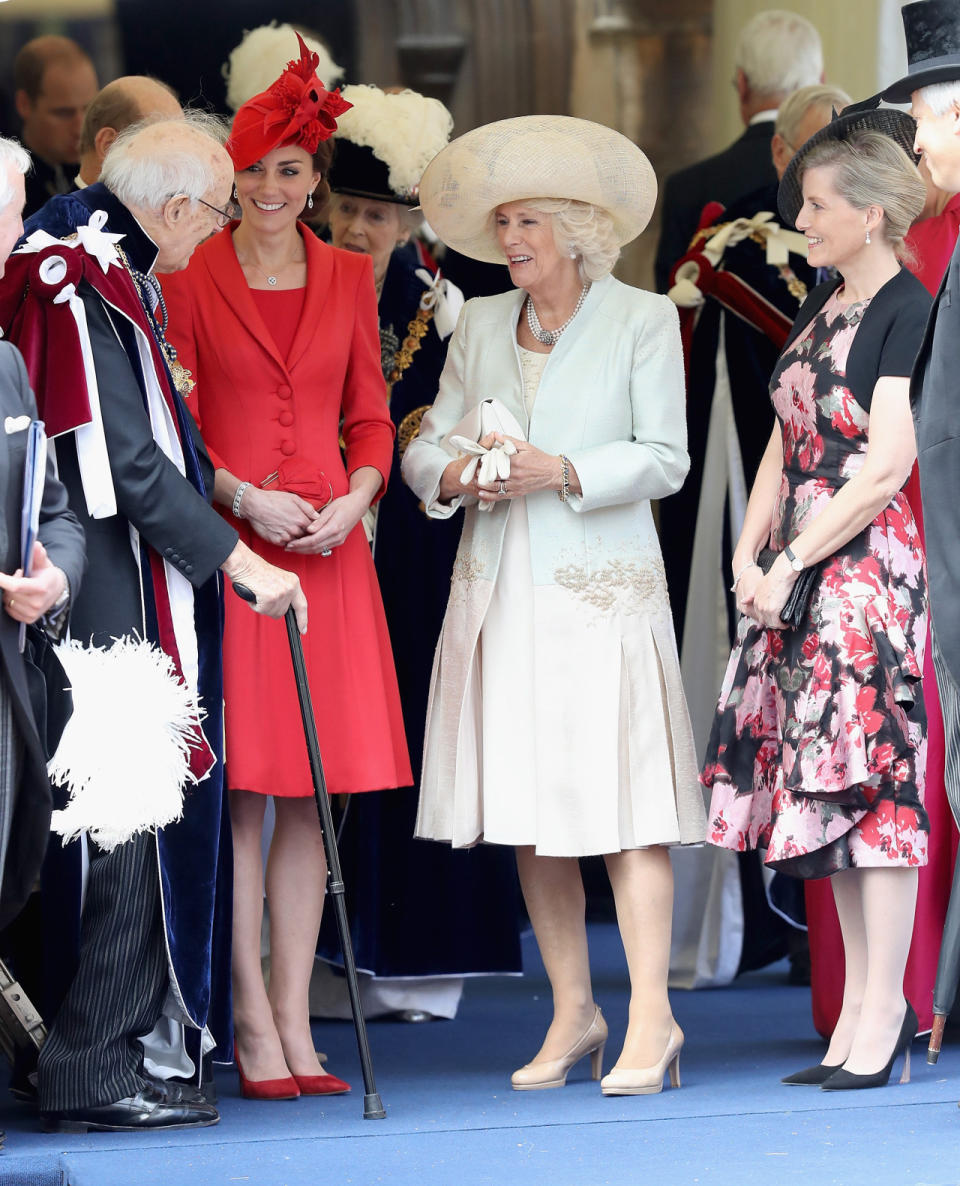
[932,627,960,826]
[37,830,168,1111]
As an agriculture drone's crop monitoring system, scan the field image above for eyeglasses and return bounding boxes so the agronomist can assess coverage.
[194,196,242,226]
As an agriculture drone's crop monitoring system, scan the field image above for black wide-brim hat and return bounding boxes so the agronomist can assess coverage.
[327,139,415,206]
[777,95,919,227]
[883,0,960,103]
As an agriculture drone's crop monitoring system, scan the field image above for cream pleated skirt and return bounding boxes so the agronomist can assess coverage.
[416,497,706,857]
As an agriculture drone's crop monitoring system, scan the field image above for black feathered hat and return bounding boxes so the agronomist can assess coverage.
[777,94,919,227]
[883,0,960,104]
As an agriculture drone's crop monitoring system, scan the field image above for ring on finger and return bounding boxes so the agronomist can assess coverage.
[321,548,332,557]
[498,480,506,495]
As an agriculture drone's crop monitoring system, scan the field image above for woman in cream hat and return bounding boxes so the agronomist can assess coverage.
[403,115,706,1095]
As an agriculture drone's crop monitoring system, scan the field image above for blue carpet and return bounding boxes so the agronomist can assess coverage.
[1,924,958,1185]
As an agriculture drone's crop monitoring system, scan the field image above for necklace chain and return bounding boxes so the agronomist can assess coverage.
[238,251,305,287]
[526,283,590,346]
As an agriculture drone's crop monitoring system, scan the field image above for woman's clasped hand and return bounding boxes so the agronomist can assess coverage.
[438,431,568,504]
[735,554,797,630]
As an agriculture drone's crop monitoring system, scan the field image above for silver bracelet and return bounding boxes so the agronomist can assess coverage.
[730,560,759,592]
[558,454,570,503]
[232,481,251,519]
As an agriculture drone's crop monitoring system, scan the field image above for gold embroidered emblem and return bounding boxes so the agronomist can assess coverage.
[398,405,430,458]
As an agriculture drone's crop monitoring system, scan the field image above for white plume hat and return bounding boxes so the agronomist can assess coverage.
[418,114,657,264]
[223,22,344,112]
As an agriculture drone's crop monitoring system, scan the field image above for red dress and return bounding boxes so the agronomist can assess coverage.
[162,226,412,797]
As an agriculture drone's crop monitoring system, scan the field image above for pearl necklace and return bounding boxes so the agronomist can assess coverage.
[526,283,590,346]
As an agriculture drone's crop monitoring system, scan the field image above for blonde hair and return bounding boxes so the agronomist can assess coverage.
[800,130,925,260]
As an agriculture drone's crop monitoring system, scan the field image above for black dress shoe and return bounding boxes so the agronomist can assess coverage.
[781,1062,843,1085]
[821,1002,918,1092]
[147,1077,209,1105]
[41,1083,220,1133]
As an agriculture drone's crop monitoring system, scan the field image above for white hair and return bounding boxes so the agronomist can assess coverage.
[0,136,31,209]
[490,198,620,282]
[100,111,228,213]
[917,80,960,116]
[775,83,851,146]
[223,23,343,111]
[735,10,823,101]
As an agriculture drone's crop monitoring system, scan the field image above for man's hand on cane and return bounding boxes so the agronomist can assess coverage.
[221,541,308,633]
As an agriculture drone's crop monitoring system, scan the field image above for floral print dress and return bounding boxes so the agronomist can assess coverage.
[701,289,928,878]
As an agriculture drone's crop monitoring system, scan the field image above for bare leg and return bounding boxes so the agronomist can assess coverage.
[266,796,329,1077]
[841,866,917,1075]
[230,788,291,1080]
[515,846,596,1062]
[604,846,676,1069]
[823,867,866,1066]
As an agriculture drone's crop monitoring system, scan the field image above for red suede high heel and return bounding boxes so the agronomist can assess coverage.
[234,1041,300,1101]
[292,1070,351,1096]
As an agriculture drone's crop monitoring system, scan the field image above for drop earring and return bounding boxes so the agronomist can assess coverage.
[232,184,238,202]
[865,228,871,244]
[308,193,314,210]
[568,243,577,259]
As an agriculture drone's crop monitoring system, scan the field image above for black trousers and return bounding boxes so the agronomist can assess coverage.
[37,831,167,1111]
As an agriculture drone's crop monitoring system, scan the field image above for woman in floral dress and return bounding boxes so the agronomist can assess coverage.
[701,104,931,1091]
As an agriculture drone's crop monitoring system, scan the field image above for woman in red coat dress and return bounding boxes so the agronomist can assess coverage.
[163,39,411,1099]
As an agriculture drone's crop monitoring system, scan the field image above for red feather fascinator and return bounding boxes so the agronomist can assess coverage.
[227,33,351,170]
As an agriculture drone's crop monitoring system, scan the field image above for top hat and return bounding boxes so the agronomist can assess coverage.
[883,0,960,103]
[418,114,657,265]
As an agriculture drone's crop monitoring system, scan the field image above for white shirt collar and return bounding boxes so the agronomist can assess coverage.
[749,109,779,126]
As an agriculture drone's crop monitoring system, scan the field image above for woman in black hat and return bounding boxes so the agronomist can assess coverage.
[701,102,932,1091]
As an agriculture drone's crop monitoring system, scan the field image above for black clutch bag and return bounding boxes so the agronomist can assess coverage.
[756,548,819,629]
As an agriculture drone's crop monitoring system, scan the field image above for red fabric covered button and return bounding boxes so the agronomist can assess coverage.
[278,410,294,427]
[280,440,296,456]
[277,384,292,399]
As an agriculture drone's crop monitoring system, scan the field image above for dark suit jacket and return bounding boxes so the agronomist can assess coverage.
[654,121,777,294]
[911,236,960,684]
[0,342,85,926]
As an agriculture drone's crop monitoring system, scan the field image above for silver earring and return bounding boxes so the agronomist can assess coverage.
[232,184,238,202]
[308,193,314,210]
[865,228,871,244]
[568,244,577,259]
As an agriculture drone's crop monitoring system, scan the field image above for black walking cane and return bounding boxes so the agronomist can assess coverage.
[234,584,386,1119]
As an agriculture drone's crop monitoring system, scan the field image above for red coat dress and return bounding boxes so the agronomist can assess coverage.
[162,225,412,796]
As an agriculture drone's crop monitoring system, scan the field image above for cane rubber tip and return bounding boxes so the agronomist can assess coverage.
[927,1048,940,1065]
[363,1093,386,1119]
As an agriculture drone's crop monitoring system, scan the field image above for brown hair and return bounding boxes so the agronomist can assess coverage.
[311,138,335,208]
[78,77,179,157]
[14,35,93,101]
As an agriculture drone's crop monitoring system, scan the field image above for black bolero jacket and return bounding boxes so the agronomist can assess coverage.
[784,267,931,411]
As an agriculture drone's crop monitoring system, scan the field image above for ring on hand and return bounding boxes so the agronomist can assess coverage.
[498,480,506,495]
[321,548,332,557]
[7,598,13,609]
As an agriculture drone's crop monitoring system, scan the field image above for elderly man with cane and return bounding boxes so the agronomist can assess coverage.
[0,114,306,1133]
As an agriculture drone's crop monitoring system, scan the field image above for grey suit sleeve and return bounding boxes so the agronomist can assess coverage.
[8,346,86,602]
[83,285,237,586]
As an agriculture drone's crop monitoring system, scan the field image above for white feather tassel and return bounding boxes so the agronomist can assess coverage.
[48,637,205,851]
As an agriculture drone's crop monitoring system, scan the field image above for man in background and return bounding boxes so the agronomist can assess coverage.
[654,8,823,293]
[13,36,98,217]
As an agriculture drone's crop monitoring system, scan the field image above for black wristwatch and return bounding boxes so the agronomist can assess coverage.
[784,544,804,573]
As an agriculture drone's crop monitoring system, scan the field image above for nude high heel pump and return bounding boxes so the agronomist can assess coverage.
[511,1005,608,1090]
[600,1022,684,1096]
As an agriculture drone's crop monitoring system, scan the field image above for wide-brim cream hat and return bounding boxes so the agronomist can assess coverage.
[418,114,657,264]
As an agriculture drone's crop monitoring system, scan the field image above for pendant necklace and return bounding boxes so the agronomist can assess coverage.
[239,251,304,287]
[526,283,591,346]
